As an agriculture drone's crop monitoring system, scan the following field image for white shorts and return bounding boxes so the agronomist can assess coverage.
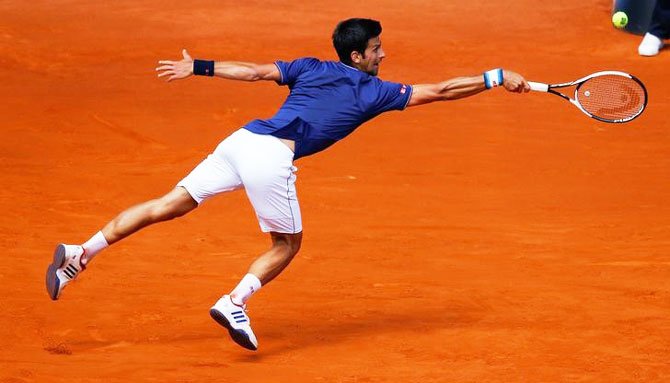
[177,128,301,234]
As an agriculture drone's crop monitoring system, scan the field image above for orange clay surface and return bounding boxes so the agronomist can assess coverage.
[1,1,669,382]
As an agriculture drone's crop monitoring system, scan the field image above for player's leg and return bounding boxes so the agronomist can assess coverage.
[210,232,302,351]
[228,130,302,304]
[47,131,246,301]
[248,231,302,285]
[101,186,197,246]
[45,187,198,301]
[226,231,303,307]
[209,129,301,351]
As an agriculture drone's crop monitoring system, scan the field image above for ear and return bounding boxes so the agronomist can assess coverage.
[350,50,362,64]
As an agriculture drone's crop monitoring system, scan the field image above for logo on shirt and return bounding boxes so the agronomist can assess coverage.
[400,85,407,94]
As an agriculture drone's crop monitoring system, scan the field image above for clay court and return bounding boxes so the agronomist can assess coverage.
[1,0,669,381]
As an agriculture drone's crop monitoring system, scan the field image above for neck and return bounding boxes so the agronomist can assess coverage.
[339,61,377,76]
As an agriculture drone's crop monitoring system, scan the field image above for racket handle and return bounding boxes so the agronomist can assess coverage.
[528,81,549,92]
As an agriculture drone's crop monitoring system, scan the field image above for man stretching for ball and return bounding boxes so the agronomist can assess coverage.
[46,18,530,351]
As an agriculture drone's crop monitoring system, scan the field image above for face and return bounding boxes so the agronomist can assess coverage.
[351,36,385,76]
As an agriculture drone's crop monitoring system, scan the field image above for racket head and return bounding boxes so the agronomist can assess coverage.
[574,72,648,123]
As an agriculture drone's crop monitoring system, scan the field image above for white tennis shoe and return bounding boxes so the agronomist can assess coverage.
[46,244,86,300]
[209,295,258,351]
[638,33,663,56]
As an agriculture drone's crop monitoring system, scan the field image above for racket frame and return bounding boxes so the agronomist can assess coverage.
[528,71,648,123]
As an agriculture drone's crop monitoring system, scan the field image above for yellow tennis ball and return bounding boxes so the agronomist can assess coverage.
[612,11,628,29]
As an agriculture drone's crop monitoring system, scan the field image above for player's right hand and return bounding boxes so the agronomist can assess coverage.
[156,49,194,82]
[502,70,530,93]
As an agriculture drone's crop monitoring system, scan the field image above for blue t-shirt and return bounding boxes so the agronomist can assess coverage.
[243,57,412,159]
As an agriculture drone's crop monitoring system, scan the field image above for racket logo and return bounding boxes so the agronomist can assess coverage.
[593,83,642,117]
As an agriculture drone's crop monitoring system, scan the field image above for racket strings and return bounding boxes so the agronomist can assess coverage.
[577,75,646,121]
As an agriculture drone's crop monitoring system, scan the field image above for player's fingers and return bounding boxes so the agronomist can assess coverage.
[157,70,174,78]
[158,60,174,65]
[155,65,173,72]
[182,49,192,60]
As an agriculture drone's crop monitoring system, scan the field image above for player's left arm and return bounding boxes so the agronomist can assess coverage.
[407,70,530,107]
[156,49,280,83]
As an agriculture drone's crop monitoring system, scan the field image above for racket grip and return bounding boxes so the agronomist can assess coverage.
[528,82,549,92]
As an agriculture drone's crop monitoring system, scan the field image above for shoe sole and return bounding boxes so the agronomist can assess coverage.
[209,308,258,351]
[46,244,66,301]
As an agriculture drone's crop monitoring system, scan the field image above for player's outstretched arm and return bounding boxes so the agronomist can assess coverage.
[156,49,280,83]
[407,70,530,107]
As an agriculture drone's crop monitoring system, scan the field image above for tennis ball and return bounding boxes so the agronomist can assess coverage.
[612,11,628,29]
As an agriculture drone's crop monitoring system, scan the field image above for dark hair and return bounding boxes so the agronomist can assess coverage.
[332,18,382,65]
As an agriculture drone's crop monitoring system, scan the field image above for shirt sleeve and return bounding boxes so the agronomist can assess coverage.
[274,57,320,87]
[370,79,413,114]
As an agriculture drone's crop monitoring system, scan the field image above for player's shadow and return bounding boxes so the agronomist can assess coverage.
[236,301,486,360]
[61,298,485,360]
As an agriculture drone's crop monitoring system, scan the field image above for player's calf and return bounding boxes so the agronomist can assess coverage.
[103,187,197,243]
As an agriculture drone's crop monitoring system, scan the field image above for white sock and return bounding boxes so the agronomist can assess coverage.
[81,231,109,265]
[230,273,262,306]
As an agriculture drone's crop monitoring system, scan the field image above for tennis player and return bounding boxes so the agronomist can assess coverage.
[46,18,530,351]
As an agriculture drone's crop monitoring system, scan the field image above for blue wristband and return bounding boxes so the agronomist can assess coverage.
[193,59,215,76]
[484,68,503,89]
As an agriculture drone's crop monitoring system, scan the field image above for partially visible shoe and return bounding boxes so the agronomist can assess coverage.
[638,33,663,56]
[209,295,258,351]
[46,244,86,300]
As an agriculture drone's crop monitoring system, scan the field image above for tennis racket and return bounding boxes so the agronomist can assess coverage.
[528,71,648,123]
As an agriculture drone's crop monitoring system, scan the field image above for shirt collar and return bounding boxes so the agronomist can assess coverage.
[338,61,361,72]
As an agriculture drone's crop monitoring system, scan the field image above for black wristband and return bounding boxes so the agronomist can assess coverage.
[193,59,215,76]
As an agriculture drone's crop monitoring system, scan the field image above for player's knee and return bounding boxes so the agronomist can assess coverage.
[272,232,302,257]
[150,192,196,222]
[289,235,302,255]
